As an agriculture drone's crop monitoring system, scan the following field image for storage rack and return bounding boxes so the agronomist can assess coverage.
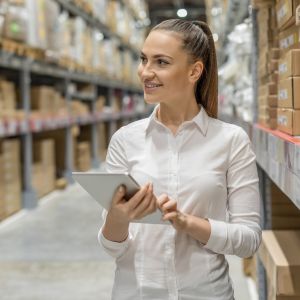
[215,2,300,300]
[0,0,150,212]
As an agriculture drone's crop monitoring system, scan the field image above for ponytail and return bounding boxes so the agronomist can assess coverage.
[192,21,218,119]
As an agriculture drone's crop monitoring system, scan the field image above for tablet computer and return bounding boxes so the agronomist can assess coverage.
[72,171,167,225]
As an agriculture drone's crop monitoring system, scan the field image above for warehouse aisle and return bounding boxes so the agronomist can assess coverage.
[0,183,253,300]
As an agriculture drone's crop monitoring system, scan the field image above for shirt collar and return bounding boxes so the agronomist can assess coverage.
[145,104,209,136]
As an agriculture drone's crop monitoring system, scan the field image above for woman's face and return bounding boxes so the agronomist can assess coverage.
[137,30,195,105]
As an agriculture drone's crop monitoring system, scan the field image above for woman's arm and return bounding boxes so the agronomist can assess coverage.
[159,127,262,258]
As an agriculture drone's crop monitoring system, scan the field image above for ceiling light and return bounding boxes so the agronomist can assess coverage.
[177,8,187,18]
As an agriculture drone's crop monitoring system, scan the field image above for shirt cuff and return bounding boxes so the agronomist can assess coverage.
[203,218,228,252]
[98,228,131,258]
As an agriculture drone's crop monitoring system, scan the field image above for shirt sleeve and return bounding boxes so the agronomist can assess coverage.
[98,128,132,258]
[203,127,262,258]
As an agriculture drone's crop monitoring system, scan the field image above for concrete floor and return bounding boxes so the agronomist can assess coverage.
[0,183,256,300]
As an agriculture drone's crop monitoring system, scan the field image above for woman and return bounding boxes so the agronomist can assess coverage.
[99,19,261,300]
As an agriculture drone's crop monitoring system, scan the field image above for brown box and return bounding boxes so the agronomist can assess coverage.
[33,139,55,166]
[278,77,300,108]
[269,95,278,107]
[277,108,300,135]
[279,25,300,54]
[276,0,300,30]
[279,49,300,80]
[31,86,54,113]
[0,80,17,110]
[259,231,300,296]
[2,182,22,217]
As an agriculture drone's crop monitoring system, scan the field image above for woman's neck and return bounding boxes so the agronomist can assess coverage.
[157,101,200,134]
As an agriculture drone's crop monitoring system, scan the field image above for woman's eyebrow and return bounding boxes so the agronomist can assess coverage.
[140,51,173,60]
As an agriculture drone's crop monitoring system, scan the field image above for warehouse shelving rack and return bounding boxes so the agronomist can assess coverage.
[215,1,300,298]
[220,6,300,300]
[0,0,150,213]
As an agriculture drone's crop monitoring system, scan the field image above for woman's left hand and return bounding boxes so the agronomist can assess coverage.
[157,194,188,231]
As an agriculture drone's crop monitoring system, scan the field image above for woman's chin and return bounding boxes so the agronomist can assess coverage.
[144,95,159,105]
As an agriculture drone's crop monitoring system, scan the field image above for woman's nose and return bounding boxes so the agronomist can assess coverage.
[140,64,155,80]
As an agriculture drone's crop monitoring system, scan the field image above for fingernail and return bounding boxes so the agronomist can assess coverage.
[119,185,124,193]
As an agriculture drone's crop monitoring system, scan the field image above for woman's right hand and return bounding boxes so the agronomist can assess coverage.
[108,182,157,223]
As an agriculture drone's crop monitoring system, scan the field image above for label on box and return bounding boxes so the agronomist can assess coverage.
[279,89,288,100]
[296,5,300,25]
[277,3,288,22]
[279,62,288,74]
[281,34,295,49]
[295,145,300,176]
[278,115,288,126]
[7,121,17,135]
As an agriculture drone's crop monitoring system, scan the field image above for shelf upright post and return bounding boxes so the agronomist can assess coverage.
[20,58,37,209]
[91,84,100,168]
[64,77,74,182]
[251,6,268,300]
[108,87,117,140]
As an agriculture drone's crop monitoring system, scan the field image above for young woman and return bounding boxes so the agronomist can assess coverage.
[99,19,261,300]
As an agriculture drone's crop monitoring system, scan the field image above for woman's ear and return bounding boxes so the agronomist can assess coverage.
[189,61,204,83]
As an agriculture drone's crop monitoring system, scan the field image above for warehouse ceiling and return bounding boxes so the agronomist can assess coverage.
[146,0,207,27]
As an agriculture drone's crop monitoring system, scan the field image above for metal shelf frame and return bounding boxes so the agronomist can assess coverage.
[0,51,147,211]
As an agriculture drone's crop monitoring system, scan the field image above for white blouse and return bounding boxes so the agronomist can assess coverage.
[98,105,261,300]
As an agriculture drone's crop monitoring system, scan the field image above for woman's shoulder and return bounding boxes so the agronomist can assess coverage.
[208,117,249,142]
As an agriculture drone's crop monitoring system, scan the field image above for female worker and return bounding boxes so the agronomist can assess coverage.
[99,19,261,300]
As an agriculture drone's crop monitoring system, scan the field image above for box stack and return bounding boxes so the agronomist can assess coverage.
[75,141,91,171]
[259,230,300,300]
[32,139,56,198]
[97,123,108,161]
[0,139,22,220]
[276,0,300,135]
[0,79,25,122]
[257,2,279,129]
[269,183,300,229]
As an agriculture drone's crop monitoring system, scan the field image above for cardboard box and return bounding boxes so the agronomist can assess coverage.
[33,139,55,166]
[279,25,300,54]
[276,0,300,30]
[0,80,17,110]
[277,108,300,135]
[279,49,300,80]
[278,77,300,108]
[259,231,300,296]
[269,95,278,107]
[31,86,54,113]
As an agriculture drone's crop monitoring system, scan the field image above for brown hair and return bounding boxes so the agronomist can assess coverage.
[151,19,218,119]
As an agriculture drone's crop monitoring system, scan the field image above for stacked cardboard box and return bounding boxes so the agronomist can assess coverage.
[257,2,279,129]
[75,141,91,171]
[269,183,300,229]
[70,100,90,116]
[0,138,22,220]
[30,86,67,117]
[97,122,108,161]
[259,230,300,300]
[32,139,56,198]
[276,0,300,135]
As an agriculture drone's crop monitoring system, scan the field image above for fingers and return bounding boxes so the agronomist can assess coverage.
[132,184,157,219]
[112,185,126,205]
[157,193,169,208]
[126,182,151,211]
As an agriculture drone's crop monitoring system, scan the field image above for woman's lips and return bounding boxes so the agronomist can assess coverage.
[144,82,163,93]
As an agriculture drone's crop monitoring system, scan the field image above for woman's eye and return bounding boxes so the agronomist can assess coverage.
[158,59,168,65]
[140,56,147,64]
